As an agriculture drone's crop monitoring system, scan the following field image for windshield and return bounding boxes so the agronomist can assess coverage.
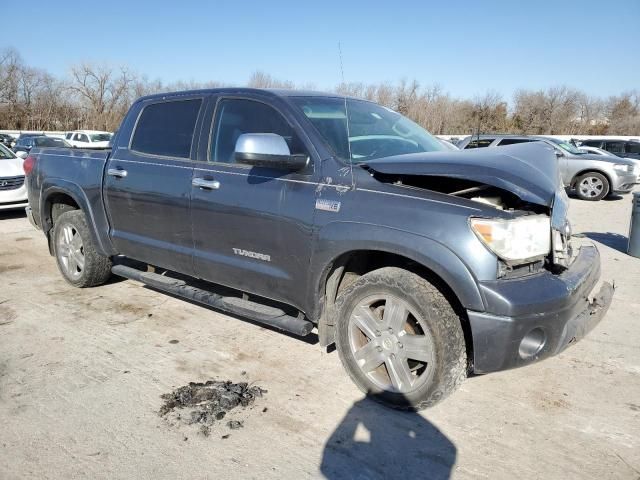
[546,138,583,155]
[90,133,112,142]
[0,143,16,159]
[291,97,446,162]
[34,137,70,148]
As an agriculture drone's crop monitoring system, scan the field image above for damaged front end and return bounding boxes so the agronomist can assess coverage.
[362,142,574,277]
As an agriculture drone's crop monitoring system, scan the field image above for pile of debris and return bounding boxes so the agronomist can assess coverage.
[159,380,266,436]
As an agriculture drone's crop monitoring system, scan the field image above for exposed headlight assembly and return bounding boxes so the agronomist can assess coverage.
[470,215,551,262]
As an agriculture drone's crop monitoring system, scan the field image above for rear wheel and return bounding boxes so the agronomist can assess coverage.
[334,267,467,410]
[53,210,112,287]
[575,172,609,201]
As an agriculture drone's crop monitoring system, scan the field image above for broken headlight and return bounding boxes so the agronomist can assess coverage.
[470,215,551,263]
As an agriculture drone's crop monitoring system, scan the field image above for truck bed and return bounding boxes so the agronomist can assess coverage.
[27,147,112,254]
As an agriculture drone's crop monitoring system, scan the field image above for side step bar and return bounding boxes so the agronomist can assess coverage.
[111,264,314,337]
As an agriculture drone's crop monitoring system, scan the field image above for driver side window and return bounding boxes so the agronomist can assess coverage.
[210,99,306,164]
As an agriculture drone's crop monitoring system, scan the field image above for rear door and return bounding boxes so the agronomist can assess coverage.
[190,95,317,309]
[103,96,205,275]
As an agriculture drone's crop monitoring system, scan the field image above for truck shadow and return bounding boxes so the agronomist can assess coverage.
[320,396,456,480]
[580,232,628,254]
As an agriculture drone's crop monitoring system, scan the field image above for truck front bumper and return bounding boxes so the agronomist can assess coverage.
[467,245,613,374]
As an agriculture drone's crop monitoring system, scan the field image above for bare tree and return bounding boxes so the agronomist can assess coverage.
[2,46,640,135]
[247,71,294,89]
[69,63,136,130]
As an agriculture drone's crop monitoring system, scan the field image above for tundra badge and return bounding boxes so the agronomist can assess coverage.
[232,248,271,262]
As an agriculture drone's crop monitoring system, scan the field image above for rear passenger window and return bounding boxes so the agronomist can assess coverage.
[625,142,640,154]
[210,98,305,164]
[465,139,494,149]
[131,99,202,158]
[497,139,532,146]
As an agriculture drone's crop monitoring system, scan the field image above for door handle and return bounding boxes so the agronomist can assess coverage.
[192,177,220,190]
[107,168,128,178]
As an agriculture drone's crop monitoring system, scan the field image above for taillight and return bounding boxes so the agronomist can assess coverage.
[23,155,36,175]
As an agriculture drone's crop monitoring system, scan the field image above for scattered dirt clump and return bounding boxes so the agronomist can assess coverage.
[159,380,266,434]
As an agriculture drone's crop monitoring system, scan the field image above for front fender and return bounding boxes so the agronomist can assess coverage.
[40,179,115,256]
[307,221,485,319]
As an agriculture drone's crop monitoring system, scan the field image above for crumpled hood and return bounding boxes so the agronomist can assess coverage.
[362,141,559,207]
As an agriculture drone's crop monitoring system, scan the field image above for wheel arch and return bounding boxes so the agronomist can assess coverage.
[40,180,114,256]
[571,169,612,190]
[311,238,481,364]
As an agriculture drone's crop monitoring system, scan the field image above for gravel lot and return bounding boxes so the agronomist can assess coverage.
[1,189,639,480]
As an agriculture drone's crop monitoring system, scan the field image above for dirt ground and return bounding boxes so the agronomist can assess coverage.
[1,189,639,480]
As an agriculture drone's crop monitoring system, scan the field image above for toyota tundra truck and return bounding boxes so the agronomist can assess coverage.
[24,88,613,409]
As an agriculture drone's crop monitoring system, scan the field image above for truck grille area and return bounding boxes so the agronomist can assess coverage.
[0,176,25,191]
[551,189,572,269]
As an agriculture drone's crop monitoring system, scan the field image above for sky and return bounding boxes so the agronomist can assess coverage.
[2,0,639,99]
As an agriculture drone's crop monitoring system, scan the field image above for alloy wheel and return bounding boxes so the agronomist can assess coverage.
[579,176,604,198]
[347,294,436,393]
[56,224,85,280]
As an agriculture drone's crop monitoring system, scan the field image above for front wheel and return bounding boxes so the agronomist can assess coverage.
[575,172,609,201]
[53,210,112,287]
[334,267,467,410]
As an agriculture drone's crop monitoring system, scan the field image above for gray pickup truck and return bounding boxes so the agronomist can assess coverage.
[24,88,613,409]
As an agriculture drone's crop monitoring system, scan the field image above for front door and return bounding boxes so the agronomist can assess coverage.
[190,96,317,309]
[104,97,204,275]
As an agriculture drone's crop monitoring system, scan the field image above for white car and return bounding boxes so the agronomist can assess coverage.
[0,143,28,211]
[580,145,640,181]
[438,138,460,151]
[578,145,619,157]
[64,130,112,149]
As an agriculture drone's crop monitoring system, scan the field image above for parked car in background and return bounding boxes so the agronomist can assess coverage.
[64,130,112,149]
[579,145,640,181]
[0,133,15,148]
[438,138,460,150]
[580,139,640,160]
[578,145,618,157]
[13,135,71,157]
[457,134,637,201]
[0,143,28,211]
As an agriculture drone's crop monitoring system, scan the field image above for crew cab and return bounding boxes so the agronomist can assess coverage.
[24,89,613,409]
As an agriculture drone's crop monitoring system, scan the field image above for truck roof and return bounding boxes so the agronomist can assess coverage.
[135,87,358,104]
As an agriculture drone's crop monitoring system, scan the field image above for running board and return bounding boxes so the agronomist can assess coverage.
[111,264,314,337]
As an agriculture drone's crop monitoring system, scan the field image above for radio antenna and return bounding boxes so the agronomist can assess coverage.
[338,41,355,188]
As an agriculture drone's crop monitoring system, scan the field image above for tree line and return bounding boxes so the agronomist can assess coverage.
[1,47,639,135]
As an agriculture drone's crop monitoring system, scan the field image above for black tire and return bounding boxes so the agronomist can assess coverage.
[334,267,467,410]
[574,172,609,201]
[52,210,112,287]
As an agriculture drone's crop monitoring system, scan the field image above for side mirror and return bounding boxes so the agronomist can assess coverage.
[16,151,27,159]
[555,150,564,158]
[235,133,308,171]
